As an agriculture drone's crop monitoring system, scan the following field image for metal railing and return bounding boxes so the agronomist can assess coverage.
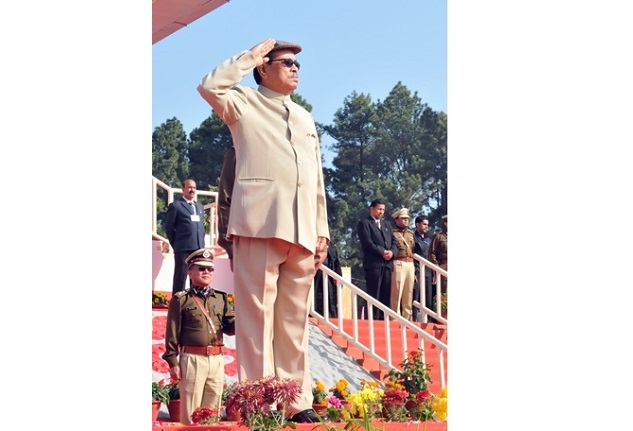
[311,257,448,389]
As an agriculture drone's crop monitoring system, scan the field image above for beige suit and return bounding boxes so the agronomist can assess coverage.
[198,50,329,414]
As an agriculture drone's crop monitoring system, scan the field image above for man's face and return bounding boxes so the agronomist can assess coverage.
[260,49,299,95]
[394,216,410,228]
[182,180,197,201]
[188,264,214,287]
[416,219,429,235]
[370,204,385,219]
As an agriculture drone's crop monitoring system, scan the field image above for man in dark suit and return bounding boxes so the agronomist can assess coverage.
[357,199,397,320]
[313,239,343,318]
[413,215,434,322]
[165,178,206,294]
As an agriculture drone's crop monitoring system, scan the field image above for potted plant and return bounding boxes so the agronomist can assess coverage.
[325,395,352,422]
[381,385,409,421]
[191,406,222,425]
[346,380,383,419]
[408,389,436,421]
[329,378,350,409]
[224,375,302,431]
[384,348,433,396]
[152,380,169,421]
[164,378,180,422]
[312,380,329,415]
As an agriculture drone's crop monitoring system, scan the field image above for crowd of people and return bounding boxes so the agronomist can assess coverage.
[158,37,447,424]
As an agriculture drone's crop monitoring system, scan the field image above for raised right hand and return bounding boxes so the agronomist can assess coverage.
[250,38,277,67]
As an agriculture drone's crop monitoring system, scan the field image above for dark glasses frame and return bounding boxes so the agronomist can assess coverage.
[269,58,301,69]
[196,266,214,272]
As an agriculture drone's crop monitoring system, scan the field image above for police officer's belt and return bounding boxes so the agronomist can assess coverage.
[182,345,223,355]
[394,257,414,262]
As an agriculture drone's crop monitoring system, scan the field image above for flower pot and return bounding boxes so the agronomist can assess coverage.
[167,399,181,422]
[312,403,328,416]
[152,401,161,422]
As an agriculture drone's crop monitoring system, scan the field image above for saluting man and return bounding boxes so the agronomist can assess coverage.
[162,248,235,424]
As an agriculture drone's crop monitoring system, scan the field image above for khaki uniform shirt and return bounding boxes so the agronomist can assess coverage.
[430,232,448,266]
[392,227,415,259]
[162,288,235,368]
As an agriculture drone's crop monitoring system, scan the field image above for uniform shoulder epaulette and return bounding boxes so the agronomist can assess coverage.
[174,290,189,298]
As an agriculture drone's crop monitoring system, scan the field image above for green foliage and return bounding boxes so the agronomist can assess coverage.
[384,348,433,395]
[152,118,189,187]
[152,380,169,403]
[188,112,233,191]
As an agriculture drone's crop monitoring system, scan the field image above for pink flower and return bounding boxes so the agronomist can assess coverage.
[328,395,342,408]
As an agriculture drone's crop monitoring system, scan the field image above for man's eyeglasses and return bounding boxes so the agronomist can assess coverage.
[196,266,214,272]
[269,58,301,69]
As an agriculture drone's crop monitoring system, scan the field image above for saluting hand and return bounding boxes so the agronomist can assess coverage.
[250,38,277,67]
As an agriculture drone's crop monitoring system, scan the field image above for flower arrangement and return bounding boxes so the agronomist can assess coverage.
[164,378,179,402]
[312,380,328,405]
[152,380,169,403]
[384,348,433,395]
[153,291,169,307]
[224,375,302,431]
[380,383,409,422]
[191,406,221,425]
[407,389,435,421]
[347,380,384,419]
[329,378,350,401]
[382,386,409,403]
[325,395,352,422]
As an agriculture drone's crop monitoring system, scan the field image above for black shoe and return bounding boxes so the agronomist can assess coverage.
[290,409,323,423]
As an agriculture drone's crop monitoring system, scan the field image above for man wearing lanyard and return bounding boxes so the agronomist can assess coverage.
[165,179,206,293]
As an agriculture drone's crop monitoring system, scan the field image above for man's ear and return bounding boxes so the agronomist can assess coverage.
[257,64,267,79]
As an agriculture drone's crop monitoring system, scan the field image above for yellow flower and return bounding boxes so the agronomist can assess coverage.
[347,381,383,418]
[439,385,447,398]
[329,378,349,400]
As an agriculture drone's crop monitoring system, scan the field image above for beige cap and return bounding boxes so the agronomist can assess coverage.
[391,208,411,219]
[185,248,215,268]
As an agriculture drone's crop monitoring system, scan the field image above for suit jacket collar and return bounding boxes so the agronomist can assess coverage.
[258,85,291,102]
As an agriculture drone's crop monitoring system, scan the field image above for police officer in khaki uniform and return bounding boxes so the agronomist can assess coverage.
[390,208,417,320]
[162,248,235,424]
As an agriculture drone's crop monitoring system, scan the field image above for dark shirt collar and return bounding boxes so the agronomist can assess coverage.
[191,285,213,298]
[415,231,429,242]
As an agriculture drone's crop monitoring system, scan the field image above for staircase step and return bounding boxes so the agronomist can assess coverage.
[312,317,447,392]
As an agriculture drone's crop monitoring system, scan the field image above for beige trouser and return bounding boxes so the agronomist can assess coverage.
[390,260,415,320]
[179,352,224,424]
[233,236,315,415]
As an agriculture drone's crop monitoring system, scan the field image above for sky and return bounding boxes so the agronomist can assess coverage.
[152,0,446,167]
